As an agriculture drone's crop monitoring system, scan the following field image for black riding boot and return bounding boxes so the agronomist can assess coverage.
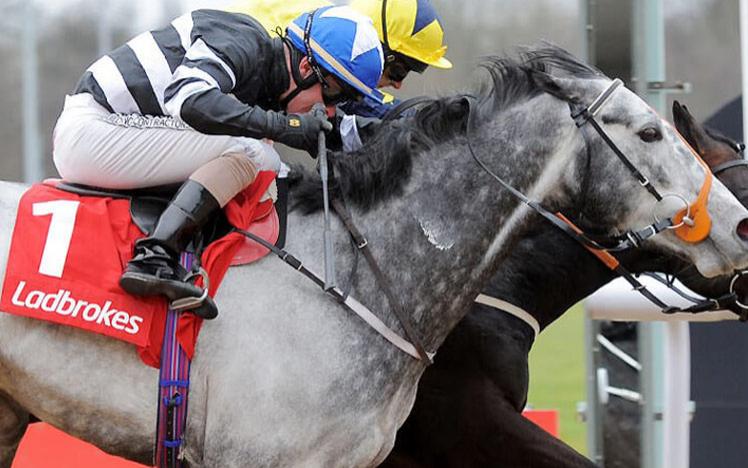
[120,180,220,319]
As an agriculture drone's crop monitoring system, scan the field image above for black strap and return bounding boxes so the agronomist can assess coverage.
[274,177,289,248]
[234,228,326,290]
[463,94,735,317]
[640,272,740,314]
[382,96,433,121]
[464,96,669,253]
[234,226,432,362]
[712,159,748,175]
[571,104,664,201]
[302,9,327,86]
[331,198,432,363]
[381,0,390,55]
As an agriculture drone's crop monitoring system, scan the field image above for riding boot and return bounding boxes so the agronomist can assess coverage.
[120,180,219,319]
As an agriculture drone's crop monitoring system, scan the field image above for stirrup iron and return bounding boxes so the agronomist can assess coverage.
[170,268,210,311]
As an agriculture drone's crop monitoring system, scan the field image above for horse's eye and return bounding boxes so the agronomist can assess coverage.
[638,127,662,143]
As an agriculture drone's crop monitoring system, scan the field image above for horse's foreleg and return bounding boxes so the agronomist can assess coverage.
[0,393,29,468]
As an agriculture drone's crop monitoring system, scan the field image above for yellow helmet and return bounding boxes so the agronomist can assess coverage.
[349,0,452,70]
[227,0,332,34]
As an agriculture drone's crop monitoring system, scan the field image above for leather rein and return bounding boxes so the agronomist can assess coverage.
[236,79,745,362]
[464,78,745,317]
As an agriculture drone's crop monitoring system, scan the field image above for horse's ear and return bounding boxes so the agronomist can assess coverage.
[673,100,705,153]
[529,69,580,103]
[448,96,471,116]
[447,96,471,129]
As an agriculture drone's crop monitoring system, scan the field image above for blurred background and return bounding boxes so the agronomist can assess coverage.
[0,0,742,461]
[0,0,738,183]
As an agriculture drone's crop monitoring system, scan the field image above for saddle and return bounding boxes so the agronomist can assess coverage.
[0,173,280,367]
[50,179,281,257]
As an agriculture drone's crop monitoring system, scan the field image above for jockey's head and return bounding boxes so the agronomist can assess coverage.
[349,0,452,89]
[281,6,385,115]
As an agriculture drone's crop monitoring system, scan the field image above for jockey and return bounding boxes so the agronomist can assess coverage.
[227,0,452,120]
[52,6,385,315]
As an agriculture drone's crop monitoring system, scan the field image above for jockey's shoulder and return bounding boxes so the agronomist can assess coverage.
[224,0,333,35]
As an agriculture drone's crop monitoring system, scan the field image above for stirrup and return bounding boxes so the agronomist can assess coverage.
[169,268,218,320]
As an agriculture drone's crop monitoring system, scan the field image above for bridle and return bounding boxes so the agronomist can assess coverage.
[711,142,748,176]
[466,77,745,316]
[239,79,745,364]
[569,79,714,246]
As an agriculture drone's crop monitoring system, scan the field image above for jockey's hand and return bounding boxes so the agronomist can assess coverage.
[242,139,282,174]
[270,111,333,155]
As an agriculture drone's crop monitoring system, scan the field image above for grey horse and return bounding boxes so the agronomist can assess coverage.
[1,47,748,467]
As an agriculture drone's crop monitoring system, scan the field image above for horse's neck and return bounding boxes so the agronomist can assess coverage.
[332,100,579,354]
[484,224,618,331]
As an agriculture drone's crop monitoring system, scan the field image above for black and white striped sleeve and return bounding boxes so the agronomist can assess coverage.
[164,11,283,139]
[163,12,237,117]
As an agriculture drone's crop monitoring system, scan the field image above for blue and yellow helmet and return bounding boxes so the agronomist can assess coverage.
[349,0,452,70]
[287,6,385,103]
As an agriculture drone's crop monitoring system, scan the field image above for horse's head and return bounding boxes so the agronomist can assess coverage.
[673,100,748,207]
[669,102,748,316]
[526,54,748,279]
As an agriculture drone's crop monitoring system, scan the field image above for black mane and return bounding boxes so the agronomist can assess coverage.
[290,45,604,214]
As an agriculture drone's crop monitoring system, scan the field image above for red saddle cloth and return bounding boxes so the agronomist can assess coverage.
[0,172,278,368]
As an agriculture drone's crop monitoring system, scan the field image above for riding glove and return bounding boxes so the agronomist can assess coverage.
[267,110,333,155]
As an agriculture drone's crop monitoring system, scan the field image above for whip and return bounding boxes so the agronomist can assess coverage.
[312,102,336,290]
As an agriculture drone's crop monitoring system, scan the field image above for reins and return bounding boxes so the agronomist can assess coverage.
[463,78,744,317]
[234,226,434,362]
[235,77,745,362]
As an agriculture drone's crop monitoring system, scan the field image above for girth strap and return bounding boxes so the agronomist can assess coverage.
[154,252,194,468]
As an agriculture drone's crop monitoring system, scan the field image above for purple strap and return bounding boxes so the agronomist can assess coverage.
[160,380,190,388]
[163,439,183,448]
[155,252,194,468]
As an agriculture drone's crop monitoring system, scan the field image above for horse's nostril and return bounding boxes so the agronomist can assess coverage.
[738,219,748,241]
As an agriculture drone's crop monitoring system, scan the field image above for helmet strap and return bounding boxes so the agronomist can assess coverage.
[381,0,394,62]
[280,37,320,109]
[302,9,329,86]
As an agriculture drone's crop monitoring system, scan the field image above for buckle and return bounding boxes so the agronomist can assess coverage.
[357,238,369,249]
[625,231,642,248]
[572,108,591,127]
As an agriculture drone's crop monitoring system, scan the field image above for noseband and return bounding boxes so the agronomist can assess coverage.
[713,158,748,175]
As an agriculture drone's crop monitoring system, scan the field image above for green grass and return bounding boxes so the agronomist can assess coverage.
[527,302,587,454]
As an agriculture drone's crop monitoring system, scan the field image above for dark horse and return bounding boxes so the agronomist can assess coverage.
[371,99,748,468]
[599,103,748,468]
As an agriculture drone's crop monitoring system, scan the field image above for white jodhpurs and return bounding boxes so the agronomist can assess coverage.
[52,93,281,189]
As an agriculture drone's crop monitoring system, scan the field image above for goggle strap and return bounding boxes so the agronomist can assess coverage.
[303,9,328,87]
[381,0,390,51]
